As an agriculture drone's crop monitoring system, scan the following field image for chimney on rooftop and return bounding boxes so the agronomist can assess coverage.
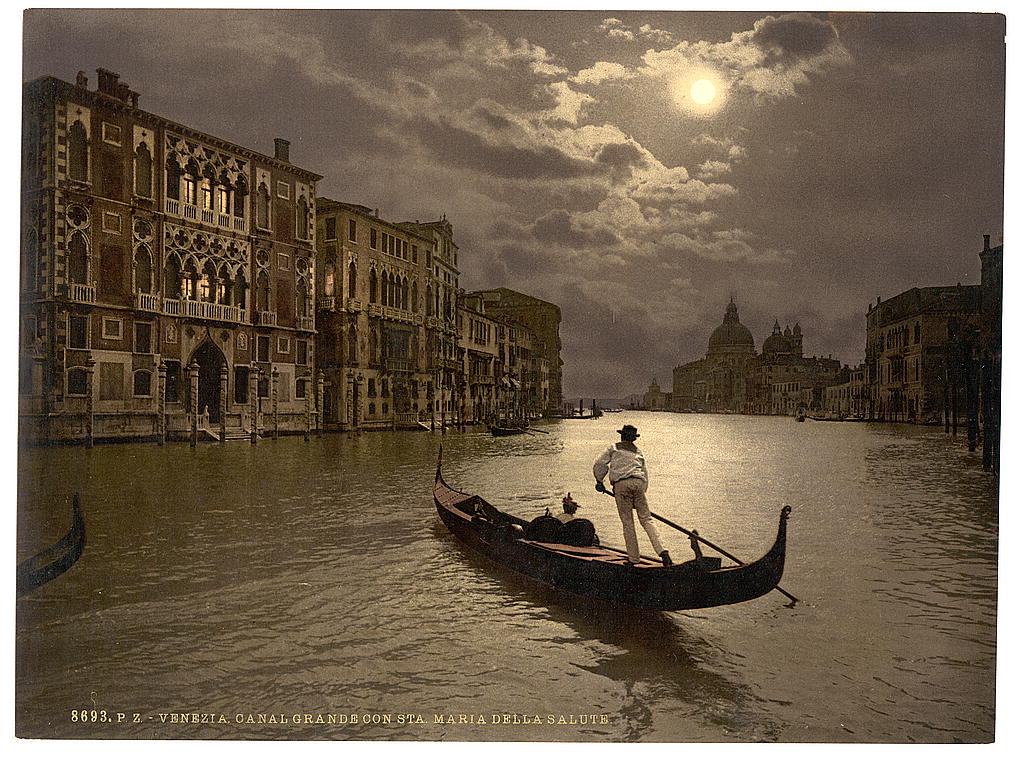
[76,71,88,88]
[983,234,991,251]
[274,138,290,163]
[96,68,119,96]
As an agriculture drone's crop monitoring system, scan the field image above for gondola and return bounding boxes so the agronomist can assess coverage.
[433,451,790,610]
[16,494,85,598]
[490,424,529,437]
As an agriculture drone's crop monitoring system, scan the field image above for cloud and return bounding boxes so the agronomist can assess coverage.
[599,18,635,41]
[696,160,731,179]
[571,61,631,85]
[584,12,850,101]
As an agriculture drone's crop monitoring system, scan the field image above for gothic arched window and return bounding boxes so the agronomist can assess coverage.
[134,143,152,198]
[256,183,270,229]
[324,261,336,297]
[348,325,357,364]
[256,271,270,313]
[411,282,418,314]
[297,279,310,318]
[165,157,181,200]
[296,196,310,240]
[164,258,182,300]
[68,120,88,182]
[348,261,356,299]
[236,272,249,310]
[369,270,377,304]
[68,232,89,285]
[217,265,232,305]
[134,245,153,294]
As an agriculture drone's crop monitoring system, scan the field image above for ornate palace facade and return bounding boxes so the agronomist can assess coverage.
[20,69,321,444]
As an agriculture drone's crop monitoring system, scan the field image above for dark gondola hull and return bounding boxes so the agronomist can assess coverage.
[490,426,528,436]
[435,472,788,611]
[16,495,85,599]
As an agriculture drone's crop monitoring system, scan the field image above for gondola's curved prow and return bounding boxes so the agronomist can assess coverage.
[16,494,85,599]
[434,447,790,611]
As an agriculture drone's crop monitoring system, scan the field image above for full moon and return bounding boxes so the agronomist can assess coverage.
[691,79,717,105]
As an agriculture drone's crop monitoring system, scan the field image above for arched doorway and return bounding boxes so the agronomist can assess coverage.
[190,341,226,423]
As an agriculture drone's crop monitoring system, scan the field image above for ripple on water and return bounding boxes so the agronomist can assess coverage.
[16,416,997,742]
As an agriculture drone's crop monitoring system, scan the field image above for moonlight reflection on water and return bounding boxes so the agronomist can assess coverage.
[16,413,997,742]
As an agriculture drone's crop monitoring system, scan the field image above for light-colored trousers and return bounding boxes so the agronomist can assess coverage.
[613,477,664,562]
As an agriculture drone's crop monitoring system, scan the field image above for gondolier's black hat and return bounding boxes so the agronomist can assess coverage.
[617,424,639,438]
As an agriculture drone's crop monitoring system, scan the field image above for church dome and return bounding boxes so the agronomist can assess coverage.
[708,299,754,352]
[763,319,789,354]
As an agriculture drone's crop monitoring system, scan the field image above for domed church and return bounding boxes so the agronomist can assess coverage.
[705,298,756,411]
[672,298,757,413]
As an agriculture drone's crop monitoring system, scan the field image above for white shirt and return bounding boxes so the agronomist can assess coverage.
[593,442,648,485]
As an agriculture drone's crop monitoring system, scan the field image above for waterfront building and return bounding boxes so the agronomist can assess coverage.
[20,68,321,444]
[978,236,1002,471]
[454,293,552,424]
[457,293,501,423]
[314,200,439,430]
[824,364,867,419]
[397,216,461,425]
[864,282,981,423]
[464,288,563,417]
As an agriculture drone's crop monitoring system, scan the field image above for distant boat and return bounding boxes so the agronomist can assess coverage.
[795,415,805,422]
[17,494,85,598]
[490,424,529,436]
[433,449,791,611]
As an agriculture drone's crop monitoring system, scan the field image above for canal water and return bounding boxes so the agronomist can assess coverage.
[15,413,998,742]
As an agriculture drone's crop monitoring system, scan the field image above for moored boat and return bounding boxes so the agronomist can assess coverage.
[17,494,85,598]
[433,451,790,610]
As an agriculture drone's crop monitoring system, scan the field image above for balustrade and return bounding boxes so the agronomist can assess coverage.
[135,293,161,312]
[162,298,243,323]
[65,283,96,303]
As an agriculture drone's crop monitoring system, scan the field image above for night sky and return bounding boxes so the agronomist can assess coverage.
[22,9,1005,399]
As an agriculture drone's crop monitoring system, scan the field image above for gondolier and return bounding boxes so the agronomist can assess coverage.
[594,425,673,567]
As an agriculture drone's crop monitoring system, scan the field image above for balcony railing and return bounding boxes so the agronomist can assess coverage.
[298,316,315,331]
[64,283,96,303]
[165,199,247,233]
[318,297,337,312]
[257,310,277,326]
[345,298,363,313]
[368,304,419,324]
[386,357,414,372]
[163,298,245,323]
[136,293,161,312]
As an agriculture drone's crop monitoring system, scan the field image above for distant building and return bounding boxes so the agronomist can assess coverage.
[671,299,841,415]
[823,364,866,419]
[20,68,321,444]
[464,288,563,416]
[642,379,672,411]
[671,299,756,413]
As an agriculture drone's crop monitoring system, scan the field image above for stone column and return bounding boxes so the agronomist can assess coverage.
[249,362,259,443]
[157,361,167,446]
[353,373,363,433]
[316,372,325,437]
[84,357,95,449]
[304,375,312,442]
[271,367,280,439]
[189,361,199,448]
[219,363,229,443]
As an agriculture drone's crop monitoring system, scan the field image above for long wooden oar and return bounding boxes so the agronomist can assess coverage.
[527,427,550,434]
[598,487,798,604]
